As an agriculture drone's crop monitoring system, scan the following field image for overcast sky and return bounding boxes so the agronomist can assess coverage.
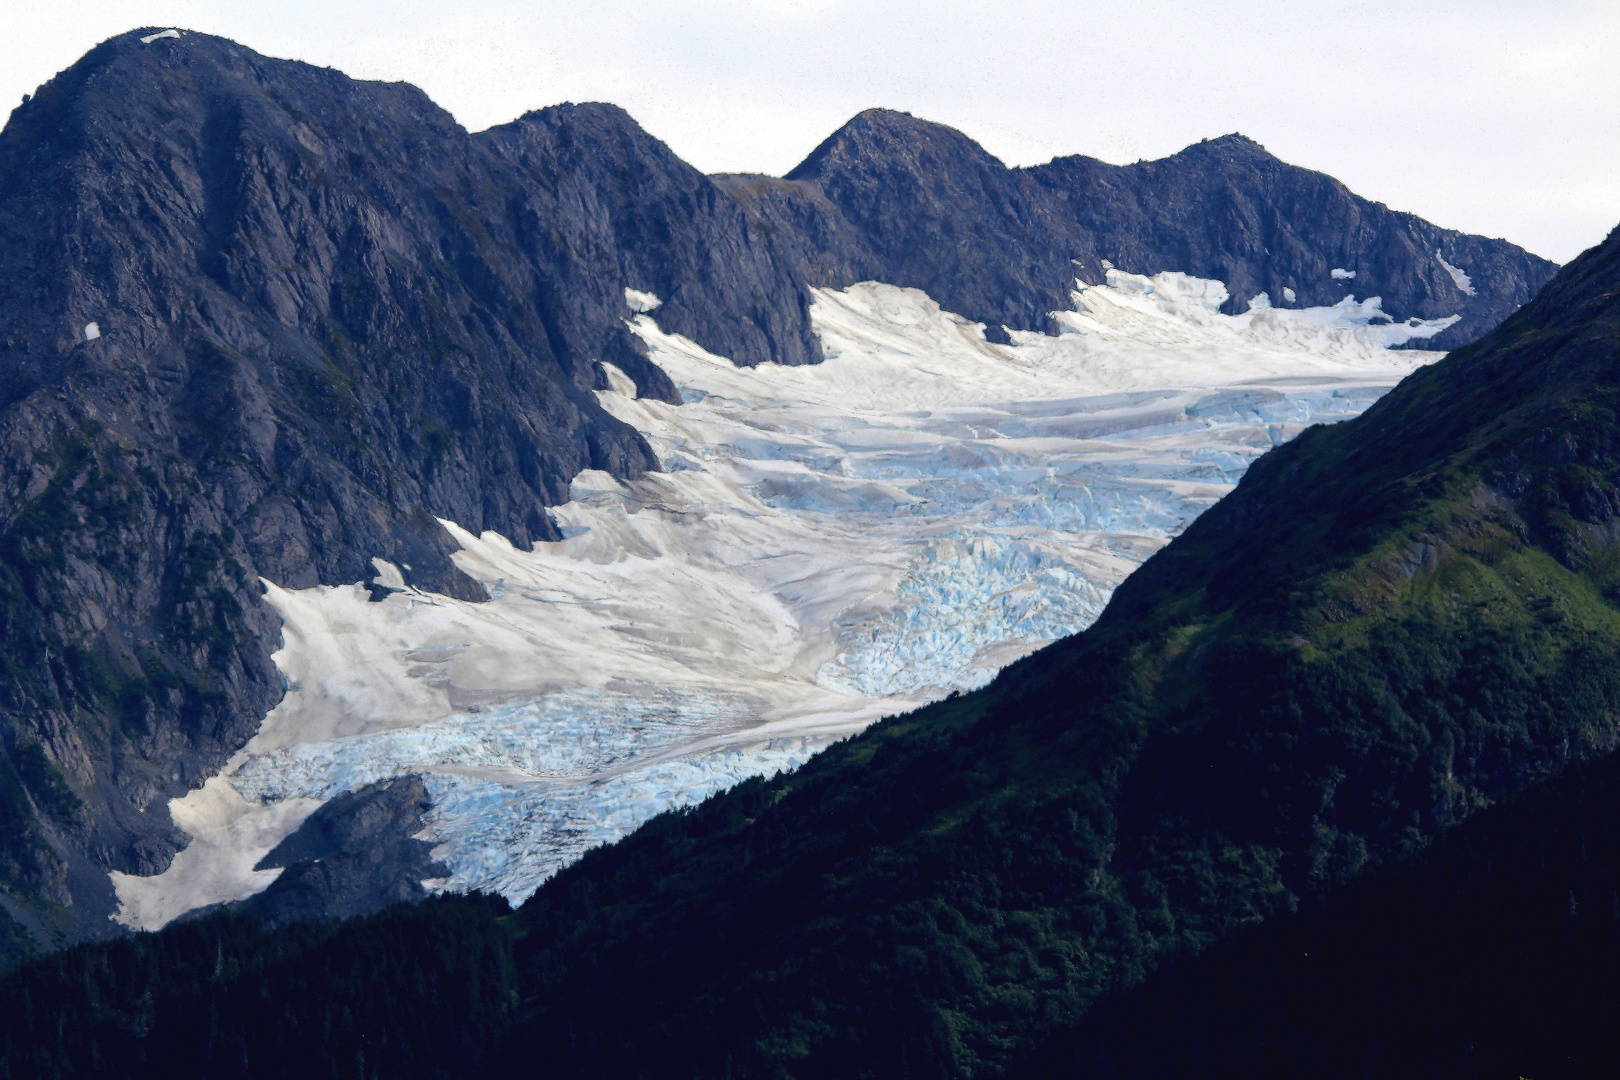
[8,1,1617,263]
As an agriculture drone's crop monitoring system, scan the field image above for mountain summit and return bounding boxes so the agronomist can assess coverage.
[744,109,1551,346]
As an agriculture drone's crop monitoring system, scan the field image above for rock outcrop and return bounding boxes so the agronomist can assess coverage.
[241,776,447,926]
[721,109,1553,349]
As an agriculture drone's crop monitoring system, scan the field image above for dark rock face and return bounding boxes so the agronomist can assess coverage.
[1027,134,1545,349]
[0,30,812,924]
[0,30,1560,939]
[735,109,1556,349]
[240,776,447,926]
[782,110,1083,344]
[482,104,831,377]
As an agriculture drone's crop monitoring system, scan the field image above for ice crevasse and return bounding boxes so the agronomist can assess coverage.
[110,271,1454,928]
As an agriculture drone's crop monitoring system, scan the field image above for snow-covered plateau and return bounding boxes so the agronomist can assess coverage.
[111,271,1452,928]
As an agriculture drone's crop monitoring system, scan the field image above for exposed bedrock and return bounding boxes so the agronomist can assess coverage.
[0,31,681,930]
[239,776,447,927]
[722,109,1553,349]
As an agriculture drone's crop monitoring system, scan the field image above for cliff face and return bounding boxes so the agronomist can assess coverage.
[0,30,817,935]
[0,29,1561,944]
[727,109,1555,349]
[482,103,831,380]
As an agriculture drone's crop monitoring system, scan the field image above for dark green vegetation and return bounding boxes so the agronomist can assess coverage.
[9,740,1619,1080]
[0,221,1614,1075]
[12,751,1620,1080]
[1017,746,1620,1079]
[0,893,515,1079]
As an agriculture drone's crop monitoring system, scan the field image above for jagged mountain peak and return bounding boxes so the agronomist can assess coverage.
[785,107,1007,183]
[1123,132,1324,189]
[1036,133,1279,175]
[505,100,644,134]
[20,26,448,120]
[748,104,1555,348]
[489,99,704,184]
[1192,131,1271,153]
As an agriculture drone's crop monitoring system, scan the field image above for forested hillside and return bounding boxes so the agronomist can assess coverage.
[0,893,514,1078]
[12,724,1619,1079]
[1017,746,1620,1079]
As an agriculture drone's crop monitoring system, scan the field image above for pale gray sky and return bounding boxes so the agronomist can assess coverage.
[8,1,1617,263]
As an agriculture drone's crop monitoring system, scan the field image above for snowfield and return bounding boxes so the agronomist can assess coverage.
[112,272,1451,928]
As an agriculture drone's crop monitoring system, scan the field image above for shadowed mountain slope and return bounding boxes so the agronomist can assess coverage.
[1015,744,1620,1080]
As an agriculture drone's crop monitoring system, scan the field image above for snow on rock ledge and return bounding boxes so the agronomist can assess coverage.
[113,272,1450,926]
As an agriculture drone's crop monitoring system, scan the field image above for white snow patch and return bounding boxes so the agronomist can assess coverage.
[1436,250,1477,296]
[110,778,320,929]
[113,270,1452,926]
[140,29,181,43]
[1283,288,1297,304]
[82,322,99,341]
[1331,268,1356,280]
[624,287,662,313]
[601,363,638,397]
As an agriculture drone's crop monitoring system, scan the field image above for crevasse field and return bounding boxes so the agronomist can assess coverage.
[112,271,1454,928]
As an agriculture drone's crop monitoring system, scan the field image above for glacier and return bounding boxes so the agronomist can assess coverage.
[111,270,1452,928]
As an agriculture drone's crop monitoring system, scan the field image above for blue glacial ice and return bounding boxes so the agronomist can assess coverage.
[110,272,1452,926]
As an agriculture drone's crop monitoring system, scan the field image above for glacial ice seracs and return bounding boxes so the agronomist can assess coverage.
[111,272,1452,928]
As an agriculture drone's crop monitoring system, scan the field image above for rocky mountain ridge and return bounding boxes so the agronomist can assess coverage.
[723,109,1549,349]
